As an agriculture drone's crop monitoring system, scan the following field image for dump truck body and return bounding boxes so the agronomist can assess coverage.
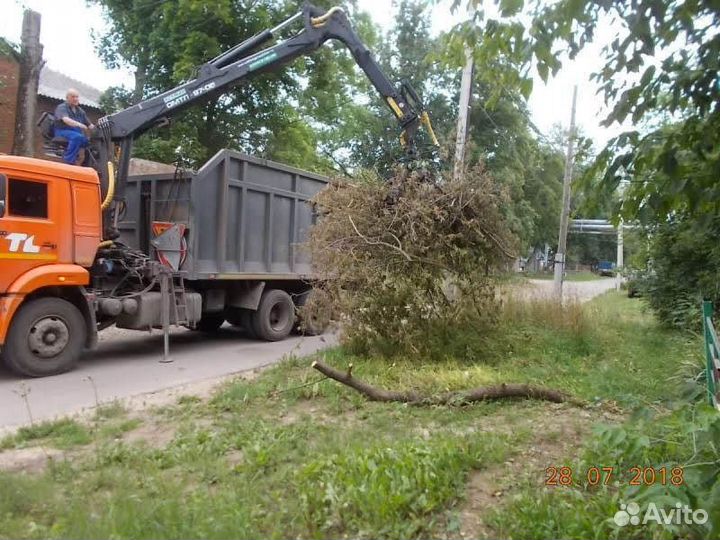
[119,149,326,279]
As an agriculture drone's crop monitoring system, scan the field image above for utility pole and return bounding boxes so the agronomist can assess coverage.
[453,47,474,181]
[553,85,578,299]
[12,9,43,157]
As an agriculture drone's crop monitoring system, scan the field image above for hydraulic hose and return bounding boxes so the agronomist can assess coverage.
[311,6,344,27]
[101,161,115,211]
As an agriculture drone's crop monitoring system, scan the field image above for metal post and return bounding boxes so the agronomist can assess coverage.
[160,272,172,363]
[702,301,717,407]
[553,85,578,299]
[453,47,474,181]
[616,220,624,291]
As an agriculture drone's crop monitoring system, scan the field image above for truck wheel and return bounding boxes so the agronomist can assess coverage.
[226,308,257,338]
[3,297,86,377]
[195,314,225,332]
[295,289,330,336]
[251,289,294,341]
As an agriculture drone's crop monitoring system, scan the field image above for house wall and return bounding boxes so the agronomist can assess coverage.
[0,54,20,154]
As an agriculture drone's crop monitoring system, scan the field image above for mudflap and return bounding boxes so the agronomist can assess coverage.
[80,288,99,350]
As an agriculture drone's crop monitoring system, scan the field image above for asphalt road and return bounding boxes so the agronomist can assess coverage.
[526,277,618,302]
[0,326,335,433]
[0,278,616,433]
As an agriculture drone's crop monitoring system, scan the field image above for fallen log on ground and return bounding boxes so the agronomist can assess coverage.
[311,360,586,406]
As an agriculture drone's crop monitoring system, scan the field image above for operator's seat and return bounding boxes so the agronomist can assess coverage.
[36,112,68,158]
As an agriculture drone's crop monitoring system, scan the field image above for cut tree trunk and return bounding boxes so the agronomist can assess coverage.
[13,9,44,157]
[311,360,585,406]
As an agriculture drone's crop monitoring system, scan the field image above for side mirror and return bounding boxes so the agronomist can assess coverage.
[0,173,6,218]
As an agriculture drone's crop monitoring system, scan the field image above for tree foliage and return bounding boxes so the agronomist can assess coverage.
[453,0,720,223]
[447,0,720,324]
[92,0,363,170]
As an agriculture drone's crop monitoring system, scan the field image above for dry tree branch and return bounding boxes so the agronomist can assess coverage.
[347,215,413,261]
[312,360,586,406]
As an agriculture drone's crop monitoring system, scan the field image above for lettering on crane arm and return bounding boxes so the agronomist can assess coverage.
[163,89,190,110]
[248,51,278,71]
[163,81,218,110]
[192,81,216,97]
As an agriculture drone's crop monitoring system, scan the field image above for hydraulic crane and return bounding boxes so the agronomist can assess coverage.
[92,3,439,238]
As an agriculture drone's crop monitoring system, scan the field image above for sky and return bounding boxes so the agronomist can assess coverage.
[0,0,626,148]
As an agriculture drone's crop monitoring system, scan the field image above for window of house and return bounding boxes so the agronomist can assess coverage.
[9,179,48,219]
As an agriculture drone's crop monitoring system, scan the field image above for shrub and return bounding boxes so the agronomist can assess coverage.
[646,213,720,330]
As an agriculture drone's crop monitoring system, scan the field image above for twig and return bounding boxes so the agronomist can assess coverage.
[269,376,329,397]
[347,215,452,270]
[85,376,100,408]
[13,382,34,425]
[348,215,413,261]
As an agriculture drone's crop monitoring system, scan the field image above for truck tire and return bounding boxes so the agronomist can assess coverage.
[195,314,225,332]
[295,289,330,336]
[251,289,294,341]
[226,308,257,338]
[3,297,86,377]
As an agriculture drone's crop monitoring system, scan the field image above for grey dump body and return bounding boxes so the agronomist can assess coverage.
[119,149,328,281]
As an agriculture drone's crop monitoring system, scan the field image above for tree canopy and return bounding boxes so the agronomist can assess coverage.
[452,0,720,224]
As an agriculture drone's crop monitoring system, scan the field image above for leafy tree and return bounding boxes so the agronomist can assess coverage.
[451,0,720,223]
[92,0,360,170]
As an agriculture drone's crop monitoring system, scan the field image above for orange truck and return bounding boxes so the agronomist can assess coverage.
[0,4,436,377]
[0,158,101,376]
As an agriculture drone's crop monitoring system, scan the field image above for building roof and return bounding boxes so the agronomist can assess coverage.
[0,37,20,60]
[38,66,103,110]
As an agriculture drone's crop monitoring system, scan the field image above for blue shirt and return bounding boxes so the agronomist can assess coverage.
[54,102,89,130]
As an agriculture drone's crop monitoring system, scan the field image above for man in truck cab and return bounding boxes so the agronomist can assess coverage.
[53,88,94,166]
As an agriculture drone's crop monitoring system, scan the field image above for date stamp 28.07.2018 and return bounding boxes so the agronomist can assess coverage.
[544,466,685,487]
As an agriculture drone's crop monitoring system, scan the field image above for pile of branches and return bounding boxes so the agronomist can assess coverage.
[307,164,517,356]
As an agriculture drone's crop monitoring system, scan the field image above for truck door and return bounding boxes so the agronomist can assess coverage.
[0,174,61,294]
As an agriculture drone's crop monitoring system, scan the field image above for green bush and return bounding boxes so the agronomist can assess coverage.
[646,214,720,330]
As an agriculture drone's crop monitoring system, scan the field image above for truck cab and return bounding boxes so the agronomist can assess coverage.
[0,156,101,376]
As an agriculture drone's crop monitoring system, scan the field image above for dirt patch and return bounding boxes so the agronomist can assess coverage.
[277,399,329,425]
[122,422,176,448]
[225,449,245,468]
[274,398,359,428]
[0,447,65,473]
[458,404,622,539]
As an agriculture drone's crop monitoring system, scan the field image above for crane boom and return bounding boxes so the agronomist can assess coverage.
[93,3,438,238]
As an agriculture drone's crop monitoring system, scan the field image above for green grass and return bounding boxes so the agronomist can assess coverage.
[0,419,91,450]
[526,270,607,281]
[94,401,128,420]
[0,292,710,539]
